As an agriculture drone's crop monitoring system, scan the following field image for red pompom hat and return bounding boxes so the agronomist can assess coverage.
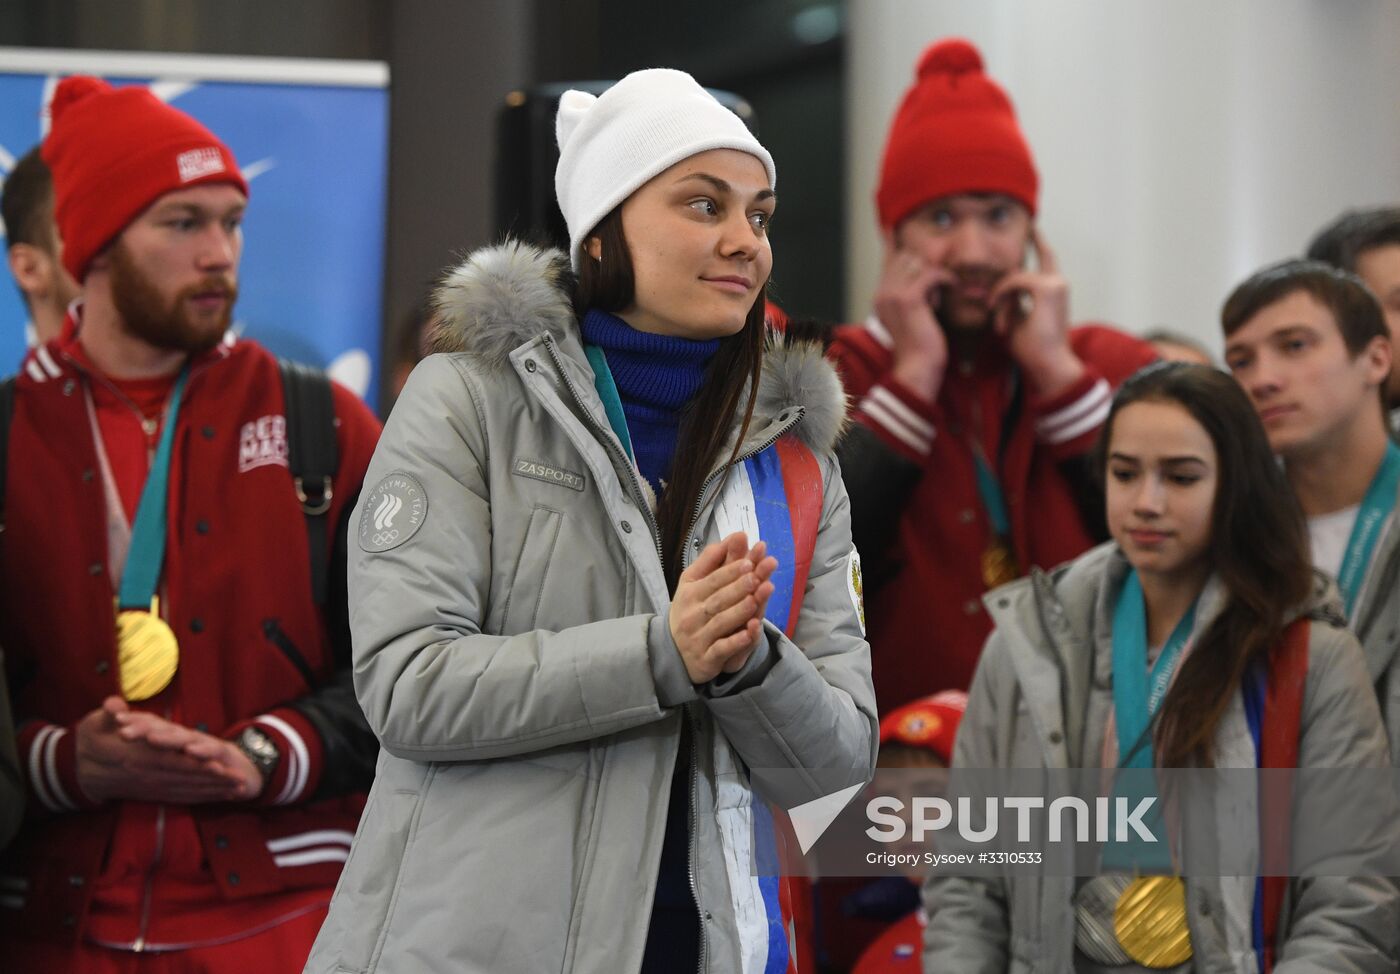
[878,689,968,764]
[41,75,249,282]
[875,37,1038,230]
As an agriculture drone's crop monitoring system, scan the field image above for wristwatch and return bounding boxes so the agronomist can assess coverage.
[235,726,282,783]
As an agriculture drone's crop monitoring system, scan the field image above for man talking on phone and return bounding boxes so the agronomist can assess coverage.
[830,38,1157,711]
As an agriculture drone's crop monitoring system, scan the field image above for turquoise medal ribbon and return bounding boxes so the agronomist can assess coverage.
[116,369,190,610]
[1336,441,1400,617]
[583,344,634,464]
[971,450,1011,536]
[967,368,1019,538]
[1103,568,1197,871]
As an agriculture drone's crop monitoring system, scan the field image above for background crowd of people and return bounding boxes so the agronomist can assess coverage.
[1,24,1399,974]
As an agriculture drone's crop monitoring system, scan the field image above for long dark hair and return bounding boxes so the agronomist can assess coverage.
[573,207,768,592]
[1093,363,1314,767]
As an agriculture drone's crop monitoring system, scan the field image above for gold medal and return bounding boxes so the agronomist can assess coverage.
[980,536,1020,589]
[115,596,180,701]
[1114,875,1193,968]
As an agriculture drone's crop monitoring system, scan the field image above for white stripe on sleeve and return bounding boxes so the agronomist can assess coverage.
[266,829,354,854]
[1034,379,1109,442]
[1041,396,1112,445]
[859,397,933,454]
[26,727,59,812]
[868,385,935,440]
[43,726,76,810]
[272,847,351,869]
[256,714,310,805]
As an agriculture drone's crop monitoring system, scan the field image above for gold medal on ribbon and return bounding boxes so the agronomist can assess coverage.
[115,596,180,701]
[980,536,1020,589]
[1114,875,1193,968]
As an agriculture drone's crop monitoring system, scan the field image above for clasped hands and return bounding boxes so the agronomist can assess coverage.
[74,696,264,805]
[669,532,779,685]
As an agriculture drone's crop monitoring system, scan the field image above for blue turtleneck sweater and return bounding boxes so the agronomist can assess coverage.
[580,308,720,491]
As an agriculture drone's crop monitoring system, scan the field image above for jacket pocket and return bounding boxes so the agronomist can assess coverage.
[263,618,317,688]
[500,507,562,634]
[325,781,425,973]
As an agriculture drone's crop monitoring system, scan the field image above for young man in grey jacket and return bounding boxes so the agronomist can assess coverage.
[1221,260,1400,762]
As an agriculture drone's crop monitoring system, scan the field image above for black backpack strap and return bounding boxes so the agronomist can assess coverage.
[278,360,338,605]
[0,375,15,537]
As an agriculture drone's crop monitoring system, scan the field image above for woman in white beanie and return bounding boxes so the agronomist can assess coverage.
[305,68,876,974]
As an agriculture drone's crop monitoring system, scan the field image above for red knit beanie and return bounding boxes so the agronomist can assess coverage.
[875,38,1038,230]
[41,76,249,282]
[878,690,968,764]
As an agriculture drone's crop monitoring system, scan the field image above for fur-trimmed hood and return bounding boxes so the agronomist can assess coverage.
[430,240,848,455]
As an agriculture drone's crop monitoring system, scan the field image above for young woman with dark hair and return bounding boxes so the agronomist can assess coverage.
[304,69,876,974]
[925,363,1398,971]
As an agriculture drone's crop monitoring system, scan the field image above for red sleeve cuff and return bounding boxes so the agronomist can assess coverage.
[853,372,941,460]
[227,708,325,807]
[17,721,100,813]
[1031,368,1112,459]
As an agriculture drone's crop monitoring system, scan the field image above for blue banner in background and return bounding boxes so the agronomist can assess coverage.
[0,53,388,405]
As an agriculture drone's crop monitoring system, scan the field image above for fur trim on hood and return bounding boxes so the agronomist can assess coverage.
[430,241,849,455]
[430,241,576,370]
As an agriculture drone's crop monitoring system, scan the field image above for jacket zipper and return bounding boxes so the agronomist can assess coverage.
[680,410,805,563]
[540,334,663,561]
[545,335,805,972]
[680,410,803,974]
[543,334,705,968]
[131,785,167,951]
[687,707,705,974]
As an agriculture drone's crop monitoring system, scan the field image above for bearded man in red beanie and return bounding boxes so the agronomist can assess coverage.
[830,39,1157,712]
[0,76,381,972]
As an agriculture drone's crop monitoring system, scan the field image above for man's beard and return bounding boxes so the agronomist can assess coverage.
[940,266,1006,332]
[108,244,237,355]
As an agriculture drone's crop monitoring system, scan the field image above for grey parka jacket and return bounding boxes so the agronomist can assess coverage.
[1344,481,1400,766]
[304,243,877,974]
[924,542,1399,974]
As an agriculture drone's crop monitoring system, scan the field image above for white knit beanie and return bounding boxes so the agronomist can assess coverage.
[554,68,777,271]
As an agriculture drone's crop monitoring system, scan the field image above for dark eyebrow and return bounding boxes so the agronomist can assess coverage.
[1225,323,1319,358]
[675,172,776,204]
[1109,452,1207,466]
[153,201,246,219]
[1161,456,1208,466]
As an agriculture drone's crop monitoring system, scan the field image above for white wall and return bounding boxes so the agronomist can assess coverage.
[846,0,1400,355]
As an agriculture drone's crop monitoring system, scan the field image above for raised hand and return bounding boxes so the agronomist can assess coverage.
[874,233,955,403]
[988,228,1085,398]
[670,532,778,683]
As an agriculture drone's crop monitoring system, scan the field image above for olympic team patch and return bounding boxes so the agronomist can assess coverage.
[847,545,865,635]
[358,471,428,552]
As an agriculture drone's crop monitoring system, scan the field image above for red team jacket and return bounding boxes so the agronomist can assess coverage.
[829,317,1156,710]
[0,326,380,950]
